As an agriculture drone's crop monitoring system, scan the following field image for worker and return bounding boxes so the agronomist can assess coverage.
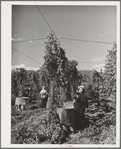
[16,91,23,110]
[74,86,88,132]
[40,86,48,108]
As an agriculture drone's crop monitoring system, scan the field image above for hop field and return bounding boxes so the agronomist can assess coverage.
[11,95,116,144]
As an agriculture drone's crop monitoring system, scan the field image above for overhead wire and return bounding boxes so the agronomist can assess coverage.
[36,5,52,30]
[12,37,47,43]
[12,47,41,65]
[12,6,110,69]
[12,36,113,45]
[61,37,112,45]
[93,57,106,70]
[96,57,106,65]
[12,6,113,45]
[13,47,106,72]
[12,5,53,44]
[35,5,113,46]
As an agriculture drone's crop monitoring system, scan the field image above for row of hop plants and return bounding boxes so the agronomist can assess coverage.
[79,109,116,142]
[12,107,68,144]
[38,106,68,144]
[12,125,45,144]
[103,43,117,99]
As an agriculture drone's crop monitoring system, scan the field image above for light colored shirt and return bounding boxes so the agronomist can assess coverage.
[40,89,47,98]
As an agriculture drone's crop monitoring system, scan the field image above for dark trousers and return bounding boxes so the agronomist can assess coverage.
[75,111,84,131]
[41,97,47,108]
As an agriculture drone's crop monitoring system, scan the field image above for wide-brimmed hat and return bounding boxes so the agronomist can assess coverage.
[78,86,84,89]
[77,86,84,93]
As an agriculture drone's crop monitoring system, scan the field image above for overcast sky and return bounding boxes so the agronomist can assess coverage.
[12,5,116,71]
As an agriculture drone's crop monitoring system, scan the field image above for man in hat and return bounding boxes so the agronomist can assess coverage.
[74,86,88,132]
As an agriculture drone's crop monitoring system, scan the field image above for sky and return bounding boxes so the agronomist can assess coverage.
[12,5,116,72]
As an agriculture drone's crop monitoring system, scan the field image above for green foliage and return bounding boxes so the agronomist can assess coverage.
[43,30,80,103]
[104,43,117,98]
[42,108,67,144]
[67,60,78,94]
[37,66,51,92]
[44,30,69,89]
[12,125,42,144]
[12,108,67,144]
[27,70,40,89]
[95,111,116,127]
[11,68,40,101]
[44,30,61,78]
[80,110,116,142]
[81,125,102,138]
[11,68,28,96]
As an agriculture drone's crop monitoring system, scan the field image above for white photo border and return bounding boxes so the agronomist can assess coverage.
[1,1,120,148]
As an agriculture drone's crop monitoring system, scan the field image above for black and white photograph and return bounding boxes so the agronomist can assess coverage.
[1,1,120,148]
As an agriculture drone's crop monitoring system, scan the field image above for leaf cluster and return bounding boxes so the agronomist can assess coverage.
[103,43,117,98]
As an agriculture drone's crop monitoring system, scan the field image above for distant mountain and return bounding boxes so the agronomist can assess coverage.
[79,70,92,75]
[79,69,102,75]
